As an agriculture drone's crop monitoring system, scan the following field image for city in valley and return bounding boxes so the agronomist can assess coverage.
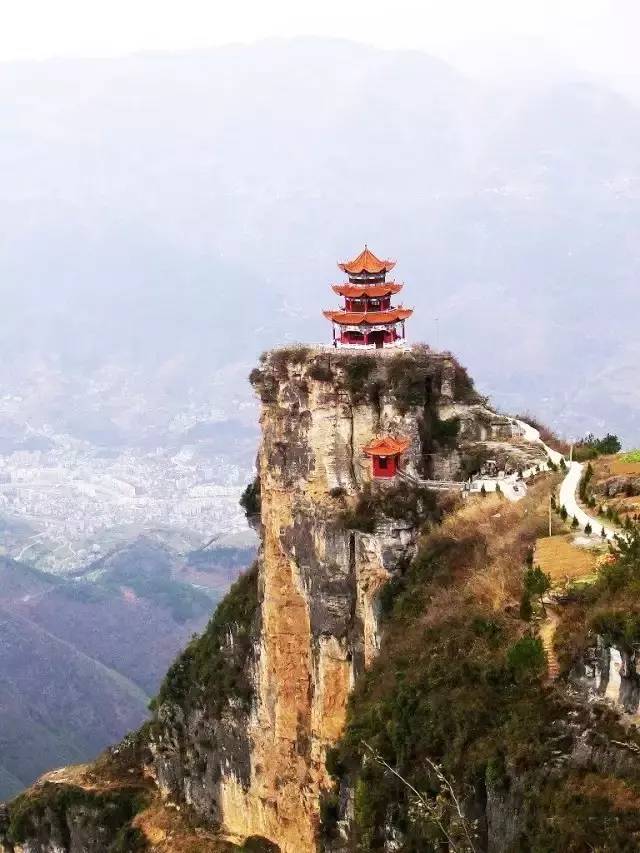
[0,381,257,572]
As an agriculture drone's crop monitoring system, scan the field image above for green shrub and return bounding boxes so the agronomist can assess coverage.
[241,837,280,852]
[519,591,533,621]
[339,483,437,533]
[506,636,546,682]
[112,825,148,852]
[152,564,258,716]
[574,432,622,460]
[269,346,310,372]
[524,565,551,601]
[308,360,333,381]
[386,354,430,413]
[431,415,461,448]
[8,784,148,848]
[249,367,278,403]
[342,356,377,402]
[240,476,261,519]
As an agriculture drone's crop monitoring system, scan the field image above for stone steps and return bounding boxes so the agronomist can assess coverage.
[539,606,561,681]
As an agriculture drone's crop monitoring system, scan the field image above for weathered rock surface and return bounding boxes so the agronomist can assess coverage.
[599,475,640,498]
[1,345,535,853]
[149,346,527,853]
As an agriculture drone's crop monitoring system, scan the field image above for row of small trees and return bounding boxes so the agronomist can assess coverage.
[573,432,622,462]
[550,494,606,537]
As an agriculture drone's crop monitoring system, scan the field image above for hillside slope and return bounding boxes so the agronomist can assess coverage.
[3,349,640,851]
[0,539,247,799]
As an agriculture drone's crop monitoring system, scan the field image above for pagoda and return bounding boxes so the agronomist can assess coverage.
[323,246,413,349]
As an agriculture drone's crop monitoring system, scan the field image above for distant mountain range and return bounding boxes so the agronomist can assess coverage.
[0,537,255,799]
[0,38,639,445]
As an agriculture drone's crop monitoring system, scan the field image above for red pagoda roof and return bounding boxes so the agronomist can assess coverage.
[363,436,411,457]
[332,282,403,298]
[323,308,413,326]
[338,247,396,275]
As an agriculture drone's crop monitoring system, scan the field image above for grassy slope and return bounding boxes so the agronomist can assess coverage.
[326,481,640,851]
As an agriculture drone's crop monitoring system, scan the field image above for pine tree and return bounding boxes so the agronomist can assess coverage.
[571,515,579,529]
[584,522,592,535]
[519,591,533,621]
[524,565,551,615]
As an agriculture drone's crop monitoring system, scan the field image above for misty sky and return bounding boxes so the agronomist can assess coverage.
[3,1,640,92]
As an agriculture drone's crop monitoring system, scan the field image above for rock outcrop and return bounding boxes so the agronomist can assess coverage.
[0,345,540,853]
[149,345,526,853]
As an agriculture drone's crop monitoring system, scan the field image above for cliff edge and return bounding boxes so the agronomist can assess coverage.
[0,345,557,853]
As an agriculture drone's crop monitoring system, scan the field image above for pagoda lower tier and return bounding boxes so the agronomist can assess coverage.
[323,307,413,348]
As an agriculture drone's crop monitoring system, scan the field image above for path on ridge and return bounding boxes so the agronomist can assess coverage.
[559,460,617,541]
[515,419,617,680]
[516,420,616,540]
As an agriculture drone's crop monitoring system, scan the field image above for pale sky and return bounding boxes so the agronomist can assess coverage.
[2,0,640,89]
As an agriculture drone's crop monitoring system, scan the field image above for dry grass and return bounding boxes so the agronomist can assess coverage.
[134,799,238,852]
[534,535,601,585]
[611,459,640,476]
[568,773,640,814]
[592,454,640,478]
[420,476,560,619]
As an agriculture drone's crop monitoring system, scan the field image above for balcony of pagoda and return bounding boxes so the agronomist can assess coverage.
[344,296,391,312]
[346,271,388,285]
[338,327,402,348]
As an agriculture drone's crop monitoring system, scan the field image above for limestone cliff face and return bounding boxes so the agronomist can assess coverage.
[150,345,521,853]
[0,345,536,853]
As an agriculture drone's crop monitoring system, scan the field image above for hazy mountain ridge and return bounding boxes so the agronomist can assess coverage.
[0,38,639,445]
[0,538,254,800]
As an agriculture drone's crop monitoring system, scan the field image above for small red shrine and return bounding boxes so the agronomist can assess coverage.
[363,436,411,479]
[323,246,413,348]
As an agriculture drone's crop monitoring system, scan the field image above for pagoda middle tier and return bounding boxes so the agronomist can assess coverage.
[323,246,413,349]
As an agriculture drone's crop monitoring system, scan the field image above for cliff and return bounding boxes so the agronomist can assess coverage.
[149,345,525,852]
[0,344,533,852]
[10,345,639,852]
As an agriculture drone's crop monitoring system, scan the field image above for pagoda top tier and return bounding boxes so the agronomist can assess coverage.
[338,246,396,276]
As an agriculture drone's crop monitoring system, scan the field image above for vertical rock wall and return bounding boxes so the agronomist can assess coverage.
[152,345,512,853]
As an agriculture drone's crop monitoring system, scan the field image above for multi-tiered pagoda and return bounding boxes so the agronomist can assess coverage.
[323,246,413,349]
